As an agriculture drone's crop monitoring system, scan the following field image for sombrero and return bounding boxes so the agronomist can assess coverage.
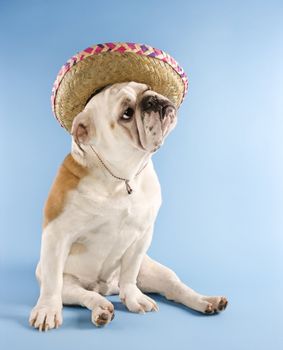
[51,42,188,132]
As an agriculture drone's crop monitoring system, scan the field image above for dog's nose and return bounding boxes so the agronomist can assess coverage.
[141,95,175,119]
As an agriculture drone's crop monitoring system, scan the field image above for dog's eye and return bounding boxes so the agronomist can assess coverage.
[121,107,134,121]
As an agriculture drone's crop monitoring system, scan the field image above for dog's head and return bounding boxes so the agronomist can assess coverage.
[71,81,177,155]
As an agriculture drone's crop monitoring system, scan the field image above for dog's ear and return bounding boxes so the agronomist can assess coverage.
[71,109,95,144]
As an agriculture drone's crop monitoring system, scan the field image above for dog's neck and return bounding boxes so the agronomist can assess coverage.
[71,140,152,184]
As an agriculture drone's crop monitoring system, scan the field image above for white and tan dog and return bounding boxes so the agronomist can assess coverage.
[29,81,228,331]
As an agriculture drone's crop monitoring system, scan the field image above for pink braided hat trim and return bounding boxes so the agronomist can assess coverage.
[51,42,189,124]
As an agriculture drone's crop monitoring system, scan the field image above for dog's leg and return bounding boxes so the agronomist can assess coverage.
[119,227,158,313]
[62,274,114,327]
[137,255,228,314]
[29,223,73,331]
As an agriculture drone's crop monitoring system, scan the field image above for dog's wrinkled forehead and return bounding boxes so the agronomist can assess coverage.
[85,82,150,108]
[85,82,151,106]
[109,82,150,97]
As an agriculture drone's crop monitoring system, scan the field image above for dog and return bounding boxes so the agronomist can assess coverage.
[29,81,228,331]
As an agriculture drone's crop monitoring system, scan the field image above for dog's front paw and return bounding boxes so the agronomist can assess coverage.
[120,284,158,313]
[29,299,63,331]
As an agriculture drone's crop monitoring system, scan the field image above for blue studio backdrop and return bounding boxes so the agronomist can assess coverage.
[0,0,282,349]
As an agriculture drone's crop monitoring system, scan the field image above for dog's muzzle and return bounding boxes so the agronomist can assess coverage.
[136,94,177,152]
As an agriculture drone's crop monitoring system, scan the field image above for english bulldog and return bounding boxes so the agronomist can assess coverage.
[29,81,228,331]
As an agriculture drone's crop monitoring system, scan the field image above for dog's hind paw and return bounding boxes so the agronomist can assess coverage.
[203,296,228,314]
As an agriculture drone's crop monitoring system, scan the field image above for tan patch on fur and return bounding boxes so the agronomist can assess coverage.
[110,121,115,129]
[43,153,88,228]
[69,242,87,255]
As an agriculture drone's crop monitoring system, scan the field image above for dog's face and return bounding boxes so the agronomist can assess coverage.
[71,81,177,155]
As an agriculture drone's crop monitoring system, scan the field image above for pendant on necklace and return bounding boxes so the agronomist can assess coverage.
[125,180,133,195]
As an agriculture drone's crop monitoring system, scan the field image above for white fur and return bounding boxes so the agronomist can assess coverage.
[29,82,227,331]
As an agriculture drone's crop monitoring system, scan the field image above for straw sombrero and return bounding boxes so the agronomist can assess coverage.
[51,42,188,132]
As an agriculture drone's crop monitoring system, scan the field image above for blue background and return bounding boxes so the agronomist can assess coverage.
[0,0,282,349]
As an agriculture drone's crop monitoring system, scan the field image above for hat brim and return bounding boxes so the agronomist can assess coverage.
[51,43,188,132]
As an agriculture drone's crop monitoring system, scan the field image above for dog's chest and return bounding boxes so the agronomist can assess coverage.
[70,175,156,233]
[63,174,160,287]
